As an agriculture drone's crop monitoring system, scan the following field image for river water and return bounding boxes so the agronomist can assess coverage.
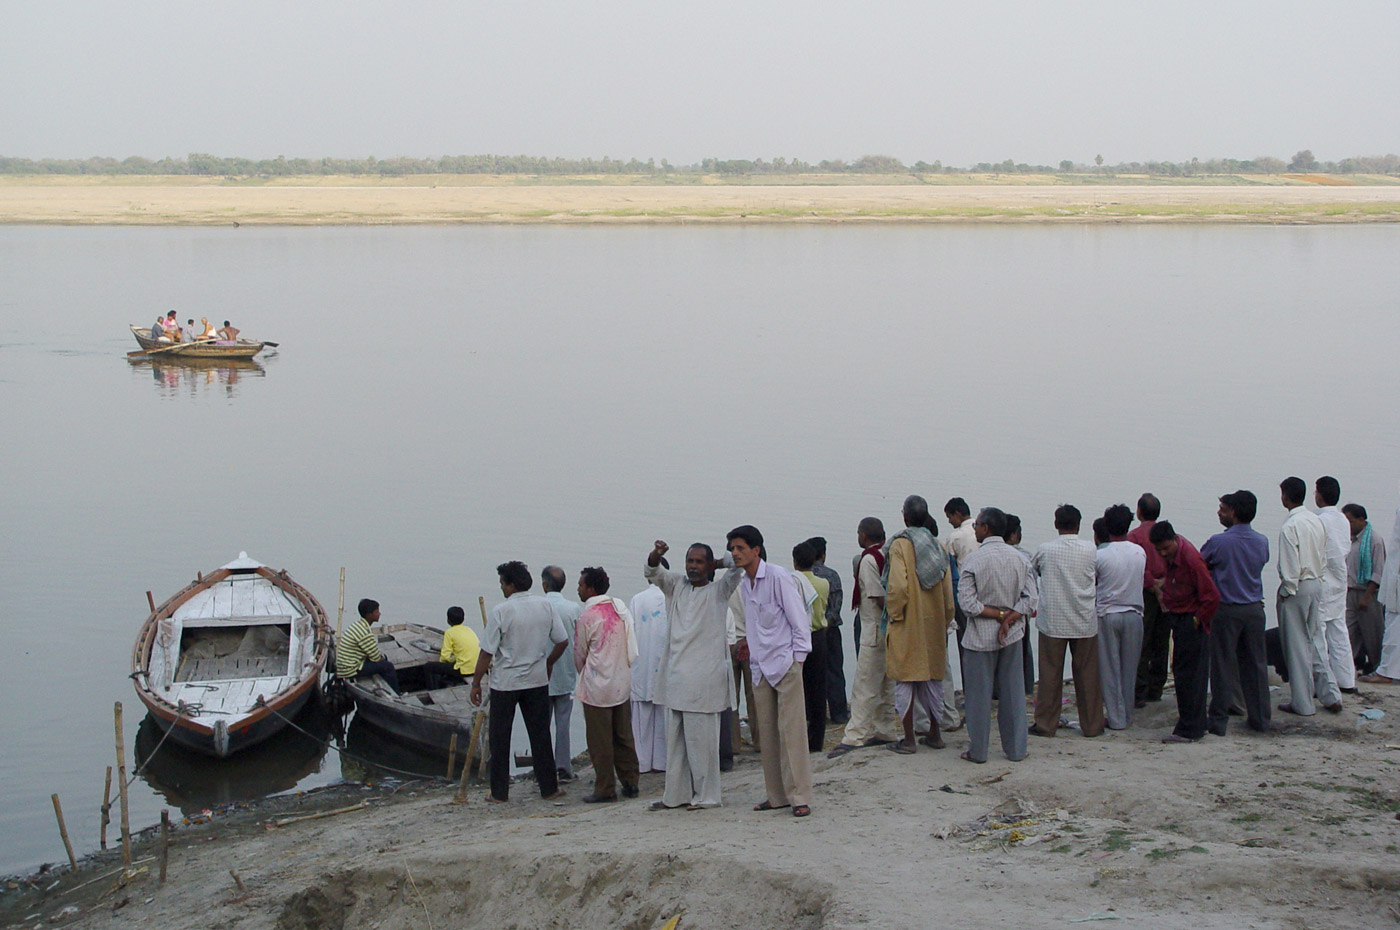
[2,223,1397,875]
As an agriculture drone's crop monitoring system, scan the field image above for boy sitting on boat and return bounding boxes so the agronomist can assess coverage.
[424,605,480,689]
[336,598,400,693]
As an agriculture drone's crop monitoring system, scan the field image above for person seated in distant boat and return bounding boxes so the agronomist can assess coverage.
[199,317,219,340]
[182,318,198,343]
[162,310,181,341]
[151,316,170,343]
[336,598,400,693]
[218,320,240,342]
[424,605,480,690]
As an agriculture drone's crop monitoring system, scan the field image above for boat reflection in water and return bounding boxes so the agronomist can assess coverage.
[134,701,331,815]
[341,713,465,782]
[127,354,269,399]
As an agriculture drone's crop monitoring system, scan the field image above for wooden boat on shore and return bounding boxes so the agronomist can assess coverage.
[131,553,331,758]
[344,622,487,759]
[128,324,266,359]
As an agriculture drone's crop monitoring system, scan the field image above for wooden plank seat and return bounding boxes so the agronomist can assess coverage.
[177,655,288,682]
[417,687,474,707]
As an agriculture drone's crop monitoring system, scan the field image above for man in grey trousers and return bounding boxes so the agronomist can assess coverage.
[1276,477,1343,716]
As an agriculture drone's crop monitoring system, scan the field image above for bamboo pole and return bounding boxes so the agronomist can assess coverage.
[335,567,346,637]
[446,733,458,780]
[229,870,246,893]
[51,795,77,872]
[146,590,156,613]
[114,703,132,866]
[158,811,170,884]
[100,766,113,850]
[458,712,486,801]
[478,595,487,628]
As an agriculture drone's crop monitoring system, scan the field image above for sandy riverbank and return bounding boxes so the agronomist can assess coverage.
[3,179,1400,225]
[6,679,1398,930]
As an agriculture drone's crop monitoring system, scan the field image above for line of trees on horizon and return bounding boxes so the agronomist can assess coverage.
[1,150,1396,178]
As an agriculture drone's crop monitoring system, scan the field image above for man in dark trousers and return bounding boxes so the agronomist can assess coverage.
[1200,490,1272,735]
[1150,522,1220,743]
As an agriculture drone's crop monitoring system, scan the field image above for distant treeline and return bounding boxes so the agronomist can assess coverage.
[2,149,1396,177]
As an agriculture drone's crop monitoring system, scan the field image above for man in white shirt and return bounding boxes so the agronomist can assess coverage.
[1095,504,1147,730]
[828,517,901,756]
[1277,477,1343,716]
[1030,505,1104,738]
[471,561,570,803]
[628,572,668,773]
[1314,476,1357,692]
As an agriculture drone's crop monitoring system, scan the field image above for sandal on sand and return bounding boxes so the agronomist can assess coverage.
[486,795,508,804]
[648,801,684,812]
[887,742,916,755]
[1359,673,1396,685]
[792,805,811,817]
[959,750,985,764]
[919,735,945,750]
[754,800,791,812]
[826,743,859,759]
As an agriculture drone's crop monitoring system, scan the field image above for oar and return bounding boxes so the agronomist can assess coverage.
[262,341,279,348]
[127,341,197,358]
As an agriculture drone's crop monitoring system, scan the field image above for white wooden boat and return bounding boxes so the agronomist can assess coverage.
[344,622,487,759]
[131,553,330,758]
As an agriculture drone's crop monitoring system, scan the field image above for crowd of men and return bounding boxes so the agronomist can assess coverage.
[334,476,1400,817]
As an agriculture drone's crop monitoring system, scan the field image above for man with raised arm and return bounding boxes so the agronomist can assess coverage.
[645,539,743,810]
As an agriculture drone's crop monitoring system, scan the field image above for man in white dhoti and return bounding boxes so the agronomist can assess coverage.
[644,539,743,810]
[1314,476,1357,692]
[628,569,669,773]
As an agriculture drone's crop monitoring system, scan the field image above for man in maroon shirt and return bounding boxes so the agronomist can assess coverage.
[1149,521,1221,743]
[1127,493,1170,708]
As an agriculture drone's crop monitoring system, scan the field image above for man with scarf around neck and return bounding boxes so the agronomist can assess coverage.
[884,495,956,755]
[1030,504,1106,739]
[957,507,1038,764]
[729,525,814,817]
[828,517,901,757]
[1343,504,1386,678]
[573,566,641,803]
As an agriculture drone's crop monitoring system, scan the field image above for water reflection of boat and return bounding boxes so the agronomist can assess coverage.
[342,713,465,781]
[344,622,486,758]
[128,324,265,359]
[129,353,266,394]
[131,553,331,758]
[134,703,331,814]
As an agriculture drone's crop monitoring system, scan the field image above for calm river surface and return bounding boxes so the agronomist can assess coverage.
[2,224,1398,874]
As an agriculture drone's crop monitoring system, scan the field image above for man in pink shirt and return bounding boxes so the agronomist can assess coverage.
[573,567,640,803]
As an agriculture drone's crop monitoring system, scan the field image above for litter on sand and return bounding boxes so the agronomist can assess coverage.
[934,797,1071,848]
[1358,708,1385,720]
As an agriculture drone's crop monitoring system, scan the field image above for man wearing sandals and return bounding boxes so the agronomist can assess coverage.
[728,525,815,817]
[885,496,956,755]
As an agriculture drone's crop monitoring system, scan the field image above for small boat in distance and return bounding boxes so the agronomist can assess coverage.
[131,553,330,758]
[344,622,487,759]
[128,324,266,359]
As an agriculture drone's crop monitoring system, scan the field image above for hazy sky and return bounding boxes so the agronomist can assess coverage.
[4,0,1397,165]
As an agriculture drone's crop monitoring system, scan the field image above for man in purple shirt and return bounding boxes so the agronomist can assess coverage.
[727,524,814,818]
[1200,490,1272,735]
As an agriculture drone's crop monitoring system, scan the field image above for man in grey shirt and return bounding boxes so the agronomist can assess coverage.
[541,566,584,782]
[1030,504,1104,738]
[471,561,570,803]
[957,507,1038,764]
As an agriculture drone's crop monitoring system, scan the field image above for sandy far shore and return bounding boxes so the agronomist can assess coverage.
[8,681,1399,930]
[3,182,1400,225]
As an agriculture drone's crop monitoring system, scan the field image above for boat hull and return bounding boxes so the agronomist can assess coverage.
[129,324,265,359]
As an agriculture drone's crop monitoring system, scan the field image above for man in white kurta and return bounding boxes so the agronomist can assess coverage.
[829,517,900,755]
[628,580,668,773]
[644,539,742,809]
[1367,503,1400,684]
[1315,477,1357,691]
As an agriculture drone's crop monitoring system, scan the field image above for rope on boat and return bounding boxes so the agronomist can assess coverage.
[120,703,189,794]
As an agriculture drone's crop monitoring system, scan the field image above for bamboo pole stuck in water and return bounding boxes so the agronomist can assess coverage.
[114,702,132,866]
[446,733,458,781]
[146,590,156,613]
[51,794,77,872]
[100,766,113,850]
[158,811,170,884]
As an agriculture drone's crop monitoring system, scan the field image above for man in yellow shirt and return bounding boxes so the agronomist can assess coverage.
[425,605,480,689]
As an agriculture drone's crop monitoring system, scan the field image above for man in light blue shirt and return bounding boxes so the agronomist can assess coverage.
[542,565,584,782]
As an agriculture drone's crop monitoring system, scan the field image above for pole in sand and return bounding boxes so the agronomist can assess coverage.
[114,702,132,866]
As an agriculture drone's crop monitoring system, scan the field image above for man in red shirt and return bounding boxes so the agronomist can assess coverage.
[1127,493,1170,708]
[1150,522,1221,743]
